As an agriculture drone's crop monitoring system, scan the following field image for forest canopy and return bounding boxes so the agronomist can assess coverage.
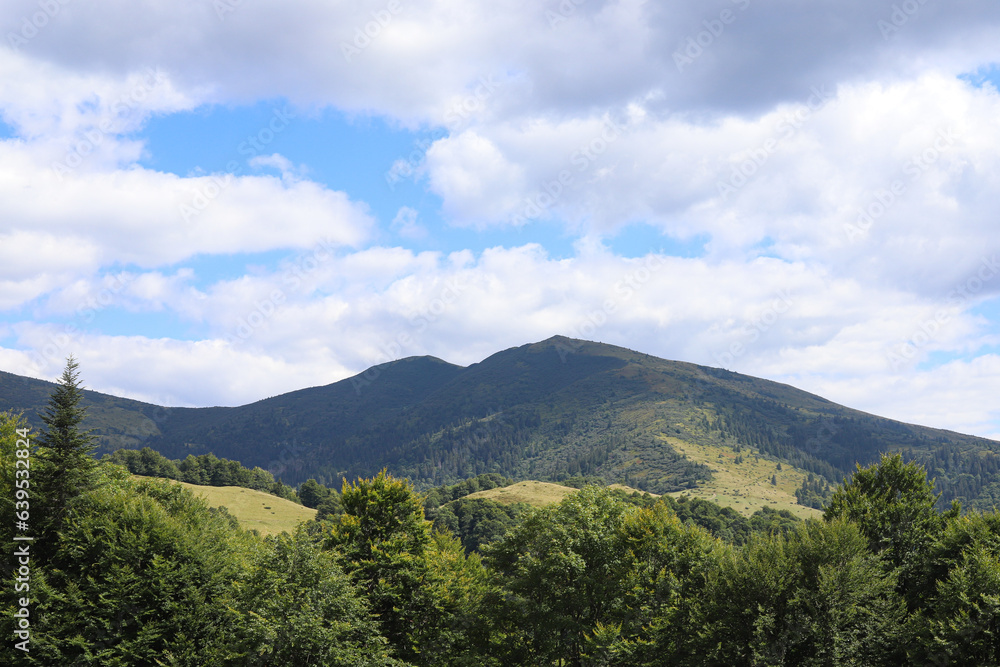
[2,360,999,665]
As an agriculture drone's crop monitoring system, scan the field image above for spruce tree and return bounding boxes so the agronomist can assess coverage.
[35,356,98,549]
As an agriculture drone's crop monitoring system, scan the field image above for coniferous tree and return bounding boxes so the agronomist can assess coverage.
[34,356,98,551]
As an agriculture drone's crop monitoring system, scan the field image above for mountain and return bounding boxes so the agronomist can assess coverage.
[4,336,1000,509]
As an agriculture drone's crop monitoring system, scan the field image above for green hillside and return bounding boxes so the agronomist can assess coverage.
[463,480,579,507]
[132,475,316,535]
[5,336,1000,511]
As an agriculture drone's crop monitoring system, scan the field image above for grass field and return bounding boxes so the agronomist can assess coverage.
[133,475,316,535]
[607,483,660,497]
[464,480,579,507]
[661,436,823,519]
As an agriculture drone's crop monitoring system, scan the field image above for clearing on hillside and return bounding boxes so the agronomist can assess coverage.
[662,436,823,519]
[133,475,316,535]
[462,480,578,507]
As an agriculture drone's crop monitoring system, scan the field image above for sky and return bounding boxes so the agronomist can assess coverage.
[1,0,999,440]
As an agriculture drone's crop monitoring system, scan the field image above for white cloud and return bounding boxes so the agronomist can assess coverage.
[3,0,999,122]
[0,141,374,298]
[1,0,1000,441]
[420,74,1000,298]
[425,131,525,225]
[2,241,999,438]
[391,206,428,240]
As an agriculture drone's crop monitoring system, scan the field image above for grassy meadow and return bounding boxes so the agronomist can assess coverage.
[133,475,316,535]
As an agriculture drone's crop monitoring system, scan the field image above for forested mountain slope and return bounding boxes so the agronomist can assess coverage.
[3,337,999,508]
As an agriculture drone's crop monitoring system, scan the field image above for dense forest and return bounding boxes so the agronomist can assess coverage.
[3,360,999,665]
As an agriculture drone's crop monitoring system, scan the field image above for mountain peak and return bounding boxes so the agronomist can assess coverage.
[2,339,997,510]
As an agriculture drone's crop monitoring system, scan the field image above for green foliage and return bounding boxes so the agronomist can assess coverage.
[907,511,1000,664]
[795,472,832,509]
[327,470,487,665]
[22,475,250,665]
[33,357,98,548]
[748,506,803,538]
[5,469,397,666]
[0,411,32,547]
[414,531,496,667]
[658,495,803,545]
[484,487,638,664]
[429,497,529,553]
[104,447,298,501]
[612,502,725,665]
[297,478,332,509]
[484,487,725,666]
[825,453,959,604]
[226,530,400,666]
[669,520,907,666]
[422,474,513,509]
[3,446,1000,666]
[920,543,1000,664]
[316,491,344,521]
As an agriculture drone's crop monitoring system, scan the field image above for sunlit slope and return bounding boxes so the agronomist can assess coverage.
[463,480,579,507]
[134,475,316,535]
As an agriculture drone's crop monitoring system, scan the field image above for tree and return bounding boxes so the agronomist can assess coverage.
[316,492,344,521]
[26,472,246,665]
[910,511,1000,664]
[923,542,1000,665]
[34,356,98,551]
[227,530,401,666]
[483,487,637,666]
[325,470,434,662]
[824,453,959,604]
[673,520,907,666]
[298,478,331,509]
[324,470,493,666]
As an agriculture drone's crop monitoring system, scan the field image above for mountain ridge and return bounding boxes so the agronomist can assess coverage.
[3,336,998,509]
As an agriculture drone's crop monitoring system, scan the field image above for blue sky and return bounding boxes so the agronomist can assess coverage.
[1,0,999,440]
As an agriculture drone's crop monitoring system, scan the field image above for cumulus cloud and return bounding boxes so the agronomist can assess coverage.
[0,141,374,287]
[422,74,1000,298]
[1,0,1000,440]
[391,206,428,240]
[3,0,1000,121]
